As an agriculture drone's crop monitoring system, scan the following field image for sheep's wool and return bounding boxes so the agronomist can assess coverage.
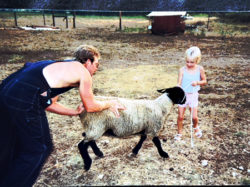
[79,94,173,141]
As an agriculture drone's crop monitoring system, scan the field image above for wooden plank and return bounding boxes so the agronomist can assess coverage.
[14,12,17,27]
[65,15,68,28]
[52,12,55,26]
[43,11,46,26]
[119,11,122,31]
[73,12,76,28]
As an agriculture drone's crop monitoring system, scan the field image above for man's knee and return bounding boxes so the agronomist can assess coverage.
[31,142,53,160]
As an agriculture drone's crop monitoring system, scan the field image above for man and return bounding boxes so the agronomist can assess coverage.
[0,44,125,186]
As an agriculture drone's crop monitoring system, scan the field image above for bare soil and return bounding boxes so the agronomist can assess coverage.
[0,16,249,186]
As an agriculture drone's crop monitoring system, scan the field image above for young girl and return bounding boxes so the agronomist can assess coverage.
[175,46,207,141]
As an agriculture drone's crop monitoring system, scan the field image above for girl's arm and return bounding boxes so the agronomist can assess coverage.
[177,67,184,87]
[193,66,207,86]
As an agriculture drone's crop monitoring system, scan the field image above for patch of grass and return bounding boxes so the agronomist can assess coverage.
[0,12,14,19]
[191,13,209,18]
[121,15,147,19]
[121,26,147,33]
[8,54,24,63]
[241,178,250,185]
[79,15,119,20]
[234,131,245,137]
[77,15,147,20]
[218,13,250,23]
[197,28,206,37]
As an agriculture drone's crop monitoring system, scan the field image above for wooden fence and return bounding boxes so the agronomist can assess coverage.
[0,9,150,30]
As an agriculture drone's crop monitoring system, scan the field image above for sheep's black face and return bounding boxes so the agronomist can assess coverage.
[157,87,186,104]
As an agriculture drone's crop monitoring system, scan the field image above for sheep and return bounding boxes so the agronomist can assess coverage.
[78,86,186,171]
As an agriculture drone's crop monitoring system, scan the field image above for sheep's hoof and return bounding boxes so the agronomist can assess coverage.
[97,152,104,158]
[160,151,169,158]
[94,151,104,158]
[84,159,92,171]
[132,148,139,155]
[130,153,137,157]
[95,155,104,160]
[84,164,91,171]
[126,153,136,159]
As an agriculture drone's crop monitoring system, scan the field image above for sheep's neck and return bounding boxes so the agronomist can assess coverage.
[154,94,173,114]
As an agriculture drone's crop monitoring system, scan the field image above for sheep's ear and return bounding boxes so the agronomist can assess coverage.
[157,88,167,93]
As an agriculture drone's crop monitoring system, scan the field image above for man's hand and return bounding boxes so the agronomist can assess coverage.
[108,100,126,118]
[76,103,85,115]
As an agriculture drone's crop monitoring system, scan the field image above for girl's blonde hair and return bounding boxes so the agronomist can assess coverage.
[185,46,201,64]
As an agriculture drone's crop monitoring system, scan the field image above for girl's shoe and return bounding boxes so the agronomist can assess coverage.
[194,126,202,138]
[174,134,182,141]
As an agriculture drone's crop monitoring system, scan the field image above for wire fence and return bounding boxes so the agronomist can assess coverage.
[0,9,249,31]
[0,9,152,29]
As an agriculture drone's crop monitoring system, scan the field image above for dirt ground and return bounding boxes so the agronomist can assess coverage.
[0,16,249,186]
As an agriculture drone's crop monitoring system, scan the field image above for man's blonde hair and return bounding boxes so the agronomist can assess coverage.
[74,45,101,64]
[185,46,201,64]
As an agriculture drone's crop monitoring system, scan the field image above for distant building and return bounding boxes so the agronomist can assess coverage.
[147,11,187,35]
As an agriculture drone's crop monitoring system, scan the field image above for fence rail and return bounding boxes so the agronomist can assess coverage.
[0,9,152,29]
[0,9,249,30]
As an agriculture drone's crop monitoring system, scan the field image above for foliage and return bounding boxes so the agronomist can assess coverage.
[0,0,249,11]
[216,12,250,23]
[183,0,249,11]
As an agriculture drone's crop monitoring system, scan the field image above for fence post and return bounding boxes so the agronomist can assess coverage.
[65,15,68,28]
[207,12,210,30]
[52,12,55,26]
[119,11,122,31]
[43,11,46,26]
[73,11,76,28]
[14,12,17,27]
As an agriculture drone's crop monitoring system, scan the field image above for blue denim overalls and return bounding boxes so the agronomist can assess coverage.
[0,60,74,187]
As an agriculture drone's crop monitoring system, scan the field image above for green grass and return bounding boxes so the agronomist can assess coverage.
[121,26,147,33]
[0,12,15,18]
[8,55,24,63]
[191,13,209,17]
[77,15,147,20]
[242,178,250,185]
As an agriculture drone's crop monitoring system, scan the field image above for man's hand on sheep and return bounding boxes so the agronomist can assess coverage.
[108,100,126,118]
[76,103,85,114]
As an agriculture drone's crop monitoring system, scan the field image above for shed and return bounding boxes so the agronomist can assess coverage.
[147,11,186,35]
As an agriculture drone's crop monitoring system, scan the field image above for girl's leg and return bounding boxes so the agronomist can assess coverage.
[189,92,200,134]
[190,106,198,130]
[190,106,202,137]
[177,106,186,134]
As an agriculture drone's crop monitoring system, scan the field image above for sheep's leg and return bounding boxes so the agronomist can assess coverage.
[78,140,92,171]
[132,134,147,155]
[89,140,104,158]
[152,137,169,158]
